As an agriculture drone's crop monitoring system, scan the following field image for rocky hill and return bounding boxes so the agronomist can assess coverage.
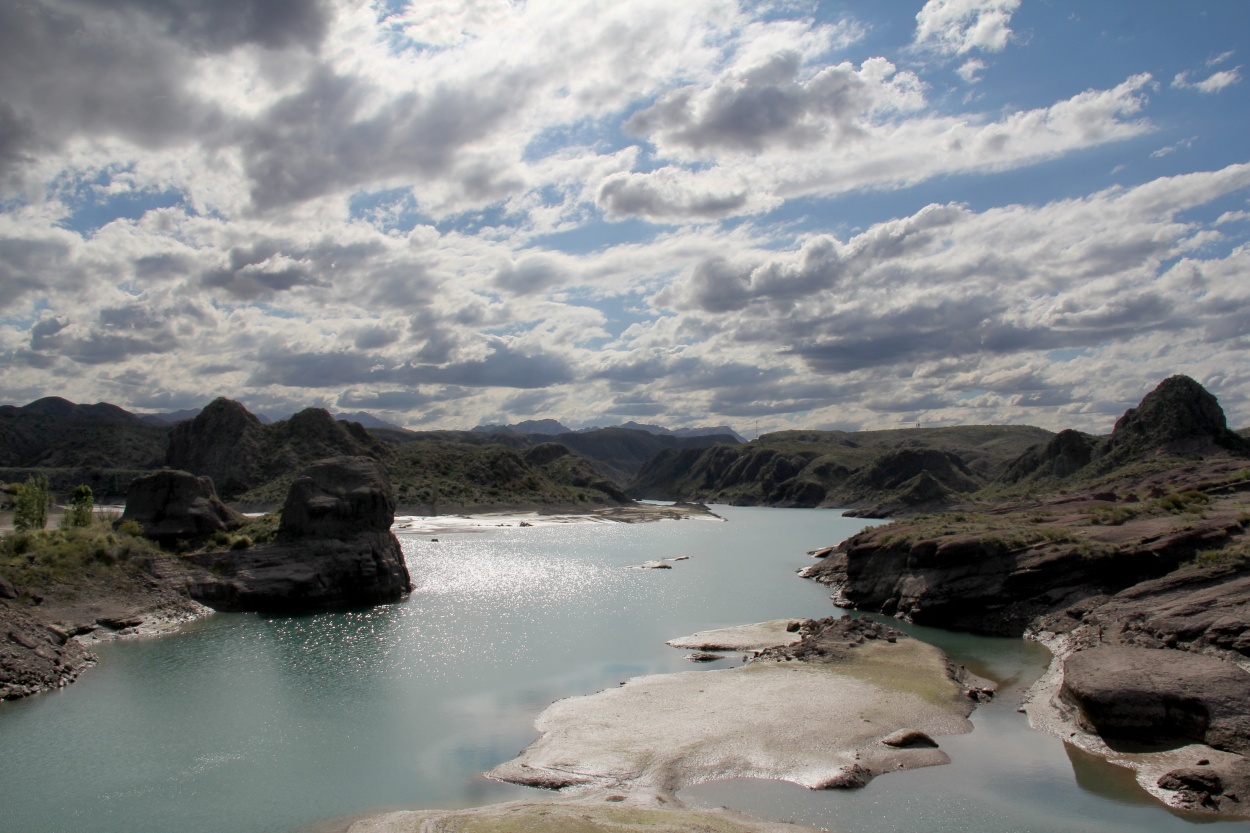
[800,376,1250,815]
[629,424,1053,511]
[999,376,1250,490]
[0,399,170,497]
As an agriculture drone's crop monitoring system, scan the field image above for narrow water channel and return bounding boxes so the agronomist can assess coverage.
[0,507,1241,833]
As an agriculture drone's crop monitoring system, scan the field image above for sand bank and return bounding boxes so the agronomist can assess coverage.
[392,504,722,536]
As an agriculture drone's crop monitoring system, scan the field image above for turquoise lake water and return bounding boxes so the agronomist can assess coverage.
[0,506,1244,833]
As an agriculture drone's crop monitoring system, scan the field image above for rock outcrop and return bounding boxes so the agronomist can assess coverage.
[187,456,411,612]
[1099,375,1250,465]
[1060,645,1250,755]
[165,397,266,497]
[120,469,245,545]
[999,429,1099,484]
[0,603,94,699]
[165,399,382,500]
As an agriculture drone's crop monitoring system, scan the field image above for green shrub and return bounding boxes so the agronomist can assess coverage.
[1157,490,1210,513]
[229,535,253,550]
[61,484,95,528]
[1089,505,1141,526]
[13,475,50,531]
[116,519,145,537]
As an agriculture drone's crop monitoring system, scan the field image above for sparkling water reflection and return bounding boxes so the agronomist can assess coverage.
[0,507,1240,833]
[0,507,860,833]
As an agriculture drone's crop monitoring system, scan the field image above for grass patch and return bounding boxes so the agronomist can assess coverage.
[1192,542,1250,569]
[0,519,161,595]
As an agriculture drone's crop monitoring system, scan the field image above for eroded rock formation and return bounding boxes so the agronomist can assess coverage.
[120,469,245,545]
[187,456,411,612]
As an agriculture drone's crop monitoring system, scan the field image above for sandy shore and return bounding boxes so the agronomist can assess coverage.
[346,794,821,833]
[351,619,982,833]
[392,503,723,536]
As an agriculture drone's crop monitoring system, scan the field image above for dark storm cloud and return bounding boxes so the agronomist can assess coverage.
[250,350,379,388]
[0,234,75,309]
[337,389,434,411]
[672,240,847,313]
[625,51,877,153]
[0,2,227,180]
[241,68,522,209]
[134,253,197,283]
[500,389,563,415]
[421,346,573,390]
[783,290,1185,375]
[200,243,323,299]
[248,343,572,392]
[0,102,36,186]
[29,316,69,350]
[493,256,569,296]
[88,0,332,52]
[353,325,399,350]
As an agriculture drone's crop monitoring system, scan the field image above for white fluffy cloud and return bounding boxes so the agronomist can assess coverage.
[914,0,1020,56]
[1,1,1248,436]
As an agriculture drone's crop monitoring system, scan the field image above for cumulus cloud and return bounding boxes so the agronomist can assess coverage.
[914,0,1020,56]
[1,2,1247,435]
[602,73,1152,222]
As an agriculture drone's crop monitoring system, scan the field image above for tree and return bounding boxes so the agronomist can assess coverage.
[63,484,94,528]
[14,475,50,532]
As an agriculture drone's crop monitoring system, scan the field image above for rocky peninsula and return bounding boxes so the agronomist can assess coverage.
[802,376,1250,816]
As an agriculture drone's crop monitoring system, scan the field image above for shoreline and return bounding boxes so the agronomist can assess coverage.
[1021,629,1250,817]
[349,616,994,833]
[1,504,720,701]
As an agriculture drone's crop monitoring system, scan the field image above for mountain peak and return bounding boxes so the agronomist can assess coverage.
[1104,375,1250,461]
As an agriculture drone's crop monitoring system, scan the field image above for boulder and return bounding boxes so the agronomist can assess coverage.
[120,470,245,544]
[1157,758,1250,812]
[279,456,395,538]
[881,728,939,748]
[1060,645,1250,755]
[186,456,411,612]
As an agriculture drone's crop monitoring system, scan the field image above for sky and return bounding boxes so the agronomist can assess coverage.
[2,0,1249,437]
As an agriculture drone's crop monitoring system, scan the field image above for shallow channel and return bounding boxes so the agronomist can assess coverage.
[0,506,1242,833]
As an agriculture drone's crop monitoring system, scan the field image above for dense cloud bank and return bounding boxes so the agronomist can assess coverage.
[1,0,1248,434]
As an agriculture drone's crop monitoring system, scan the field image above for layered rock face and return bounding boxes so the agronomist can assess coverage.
[187,456,411,612]
[0,603,94,699]
[120,470,245,545]
[1060,645,1250,754]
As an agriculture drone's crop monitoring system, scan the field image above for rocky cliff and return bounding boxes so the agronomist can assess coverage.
[801,376,1250,816]
[186,456,412,612]
[166,398,382,500]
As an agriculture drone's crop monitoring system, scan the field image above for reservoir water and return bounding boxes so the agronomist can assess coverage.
[0,506,1243,833]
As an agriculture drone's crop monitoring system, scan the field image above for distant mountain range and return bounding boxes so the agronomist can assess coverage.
[136,406,402,430]
[472,418,746,443]
[7,377,1242,517]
